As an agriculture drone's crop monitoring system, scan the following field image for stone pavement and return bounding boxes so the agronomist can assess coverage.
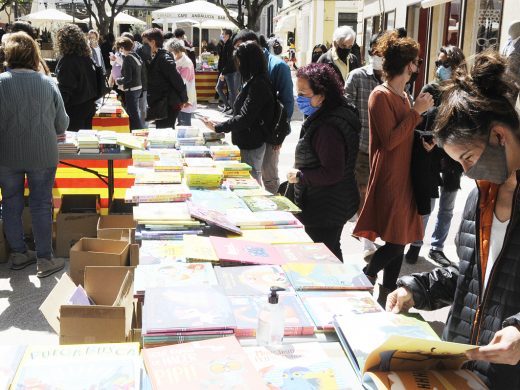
[0,103,475,344]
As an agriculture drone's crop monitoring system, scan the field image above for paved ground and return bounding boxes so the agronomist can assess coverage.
[0,102,475,344]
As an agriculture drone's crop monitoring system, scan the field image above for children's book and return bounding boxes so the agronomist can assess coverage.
[333,313,440,375]
[274,243,342,264]
[224,178,261,190]
[0,346,25,390]
[214,265,294,296]
[142,286,236,334]
[189,189,248,214]
[183,235,220,263]
[233,229,313,244]
[210,237,285,265]
[229,294,314,337]
[134,263,218,296]
[226,210,300,228]
[142,336,266,389]
[11,343,141,390]
[241,195,301,213]
[139,240,185,265]
[188,202,242,235]
[244,342,361,390]
[133,202,192,223]
[282,263,373,291]
[298,291,383,330]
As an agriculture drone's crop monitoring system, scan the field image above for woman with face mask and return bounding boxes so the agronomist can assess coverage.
[286,63,361,261]
[353,31,434,299]
[387,50,520,389]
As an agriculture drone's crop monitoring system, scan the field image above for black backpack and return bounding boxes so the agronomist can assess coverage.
[266,96,291,145]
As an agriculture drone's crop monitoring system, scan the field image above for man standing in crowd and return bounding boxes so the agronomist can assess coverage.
[174,28,197,68]
[318,26,359,83]
[233,30,294,195]
[216,29,239,114]
[344,32,383,259]
[88,30,106,75]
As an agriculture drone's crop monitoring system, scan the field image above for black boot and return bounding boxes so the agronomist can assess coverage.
[405,245,421,264]
[428,250,451,267]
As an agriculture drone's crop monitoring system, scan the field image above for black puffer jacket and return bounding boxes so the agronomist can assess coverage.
[215,74,273,150]
[294,99,360,227]
[146,49,187,108]
[398,176,520,389]
[55,55,97,106]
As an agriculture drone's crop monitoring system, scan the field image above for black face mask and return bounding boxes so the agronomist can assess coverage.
[142,42,152,57]
[336,47,351,63]
[312,52,322,63]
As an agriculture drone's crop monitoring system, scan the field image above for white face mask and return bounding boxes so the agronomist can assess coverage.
[371,55,383,71]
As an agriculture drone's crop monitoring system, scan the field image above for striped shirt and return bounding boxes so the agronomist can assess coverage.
[344,65,381,153]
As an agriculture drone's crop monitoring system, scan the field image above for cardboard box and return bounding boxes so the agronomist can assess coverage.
[97,215,137,242]
[40,266,134,345]
[69,238,130,285]
[0,220,9,263]
[55,195,100,258]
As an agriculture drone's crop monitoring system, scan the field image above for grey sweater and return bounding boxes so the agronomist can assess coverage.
[0,70,69,168]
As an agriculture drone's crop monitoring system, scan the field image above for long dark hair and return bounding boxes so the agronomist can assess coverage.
[233,40,267,81]
[434,50,519,147]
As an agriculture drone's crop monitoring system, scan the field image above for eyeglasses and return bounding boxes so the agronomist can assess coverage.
[413,58,423,67]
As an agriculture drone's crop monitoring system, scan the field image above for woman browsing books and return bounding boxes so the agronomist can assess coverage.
[387,51,520,389]
[286,63,361,261]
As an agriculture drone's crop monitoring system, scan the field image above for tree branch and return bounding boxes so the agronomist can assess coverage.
[215,0,243,29]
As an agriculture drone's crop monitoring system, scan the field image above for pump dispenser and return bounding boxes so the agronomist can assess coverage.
[256,286,285,346]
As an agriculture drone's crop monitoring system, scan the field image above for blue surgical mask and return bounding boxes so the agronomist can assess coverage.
[296,95,319,116]
[436,65,452,81]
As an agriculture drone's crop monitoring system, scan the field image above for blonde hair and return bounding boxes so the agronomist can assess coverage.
[3,31,42,71]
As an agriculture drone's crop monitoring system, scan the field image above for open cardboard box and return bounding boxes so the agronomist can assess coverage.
[40,266,135,345]
[69,238,130,285]
[97,215,137,242]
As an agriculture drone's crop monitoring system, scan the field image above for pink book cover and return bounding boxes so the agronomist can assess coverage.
[143,336,266,390]
[210,236,285,265]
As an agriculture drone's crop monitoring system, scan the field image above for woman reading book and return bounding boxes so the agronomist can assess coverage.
[387,50,520,389]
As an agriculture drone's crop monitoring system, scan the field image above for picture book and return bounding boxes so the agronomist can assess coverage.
[210,237,285,265]
[298,291,383,330]
[139,240,185,265]
[183,235,219,263]
[134,263,218,296]
[282,263,373,291]
[142,336,266,389]
[11,343,141,390]
[0,346,25,390]
[244,342,361,390]
[333,313,440,374]
[241,195,302,213]
[274,243,342,264]
[233,229,313,244]
[355,336,487,390]
[189,189,248,214]
[187,202,242,235]
[133,202,192,223]
[225,210,300,228]
[214,265,294,296]
[142,286,236,333]
[229,294,314,337]
[126,184,191,203]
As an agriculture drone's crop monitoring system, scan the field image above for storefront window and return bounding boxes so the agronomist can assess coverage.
[444,0,462,46]
[476,0,503,53]
[363,16,373,63]
[385,10,396,30]
[338,12,357,32]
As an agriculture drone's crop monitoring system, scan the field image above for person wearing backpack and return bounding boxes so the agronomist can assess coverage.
[286,63,361,261]
[115,37,144,130]
[55,24,98,131]
[202,41,274,184]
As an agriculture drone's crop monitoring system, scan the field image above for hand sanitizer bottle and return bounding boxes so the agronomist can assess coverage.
[256,286,285,346]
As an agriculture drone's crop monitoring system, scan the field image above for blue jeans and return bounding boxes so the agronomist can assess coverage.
[125,89,144,130]
[215,72,240,108]
[0,166,56,259]
[177,111,192,126]
[412,187,458,250]
[139,91,148,128]
[241,143,266,184]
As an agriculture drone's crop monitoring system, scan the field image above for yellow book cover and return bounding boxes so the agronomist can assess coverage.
[183,235,219,262]
[232,228,313,244]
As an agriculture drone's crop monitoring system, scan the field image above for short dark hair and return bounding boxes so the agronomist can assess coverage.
[396,27,407,38]
[11,21,36,39]
[174,28,185,38]
[222,29,232,37]
[164,32,174,40]
[439,45,466,70]
[296,63,345,108]
[233,40,267,80]
[142,28,164,47]
[116,37,134,51]
[233,29,258,46]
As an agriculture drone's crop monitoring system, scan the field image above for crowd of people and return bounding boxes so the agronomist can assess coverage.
[1,18,520,388]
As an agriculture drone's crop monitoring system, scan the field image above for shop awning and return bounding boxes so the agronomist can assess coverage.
[421,0,451,8]
[275,14,296,33]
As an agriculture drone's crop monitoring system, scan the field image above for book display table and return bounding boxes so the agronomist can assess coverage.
[195,71,219,102]
[91,112,130,133]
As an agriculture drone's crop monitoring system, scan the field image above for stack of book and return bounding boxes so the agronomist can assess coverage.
[117,134,146,150]
[224,177,261,190]
[97,131,120,153]
[210,145,241,161]
[226,210,303,229]
[153,157,184,173]
[76,130,99,154]
[241,195,301,213]
[132,149,159,167]
[175,126,204,146]
[180,145,211,158]
[215,161,252,178]
[184,167,224,188]
[202,131,225,142]
[134,171,182,185]
[57,131,78,154]
[141,286,236,347]
[148,129,176,149]
[97,100,123,116]
[184,157,216,168]
[125,184,191,203]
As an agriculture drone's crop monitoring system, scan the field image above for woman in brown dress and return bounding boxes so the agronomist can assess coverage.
[353,31,433,294]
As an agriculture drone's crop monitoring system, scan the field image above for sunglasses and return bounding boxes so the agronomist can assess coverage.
[435,60,449,68]
[413,58,424,67]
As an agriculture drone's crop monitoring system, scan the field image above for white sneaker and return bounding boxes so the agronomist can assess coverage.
[9,250,37,270]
